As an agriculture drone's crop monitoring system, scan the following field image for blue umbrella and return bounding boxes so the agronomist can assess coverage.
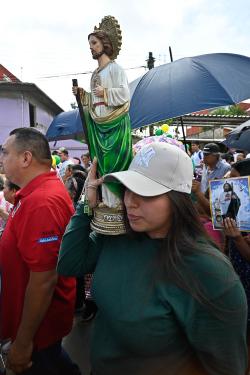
[46,109,84,141]
[129,53,250,129]
[222,119,250,152]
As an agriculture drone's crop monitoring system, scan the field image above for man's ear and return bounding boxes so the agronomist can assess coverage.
[22,151,33,167]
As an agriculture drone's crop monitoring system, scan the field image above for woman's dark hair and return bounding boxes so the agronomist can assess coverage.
[73,157,81,165]
[221,152,234,163]
[88,31,113,58]
[71,165,88,180]
[6,180,20,192]
[0,175,4,191]
[65,174,86,206]
[72,164,87,173]
[124,190,232,313]
[231,158,250,176]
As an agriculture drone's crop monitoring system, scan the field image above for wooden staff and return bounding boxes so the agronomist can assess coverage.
[72,78,90,151]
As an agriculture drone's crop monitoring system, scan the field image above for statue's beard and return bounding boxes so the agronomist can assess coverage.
[92,50,105,60]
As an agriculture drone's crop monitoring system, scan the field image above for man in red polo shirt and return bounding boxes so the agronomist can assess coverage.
[0,128,80,374]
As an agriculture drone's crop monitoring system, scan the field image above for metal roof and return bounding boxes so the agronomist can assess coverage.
[0,81,63,115]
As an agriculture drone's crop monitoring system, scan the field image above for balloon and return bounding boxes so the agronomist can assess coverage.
[155,129,163,136]
[54,155,61,165]
[51,156,56,169]
[161,124,170,133]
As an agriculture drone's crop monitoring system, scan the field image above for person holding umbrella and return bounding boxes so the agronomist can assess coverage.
[58,142,247,375]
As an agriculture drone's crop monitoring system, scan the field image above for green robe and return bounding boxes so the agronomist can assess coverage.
[84,108,132,198]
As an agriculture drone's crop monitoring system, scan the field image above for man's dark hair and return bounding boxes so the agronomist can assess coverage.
[88,31,113,58]
[232,158,250,176]
[81,152,90,159]
[191,141,200,147]
[9,128,51,166]
[61,149,69,156]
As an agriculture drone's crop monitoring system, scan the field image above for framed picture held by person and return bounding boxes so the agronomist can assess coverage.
[209,176,250,231]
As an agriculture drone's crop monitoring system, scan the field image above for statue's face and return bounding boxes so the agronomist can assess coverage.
[89,35,104,59]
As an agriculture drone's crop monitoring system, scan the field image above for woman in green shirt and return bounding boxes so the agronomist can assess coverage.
[58,143,248,375]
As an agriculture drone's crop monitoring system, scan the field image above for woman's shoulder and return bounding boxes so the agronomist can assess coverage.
[182,242,241,296]
[184,241,231,274]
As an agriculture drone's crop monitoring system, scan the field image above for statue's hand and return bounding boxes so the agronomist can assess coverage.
[86,157,103,208]
[93,85,104,98]
[72,86,84,96]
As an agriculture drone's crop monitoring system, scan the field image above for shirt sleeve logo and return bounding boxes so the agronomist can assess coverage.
[38,236,59,244]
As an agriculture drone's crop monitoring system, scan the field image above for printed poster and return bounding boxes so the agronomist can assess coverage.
[209,176,250,231]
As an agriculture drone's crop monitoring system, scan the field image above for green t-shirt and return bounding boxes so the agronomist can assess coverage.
[57,203,248,375]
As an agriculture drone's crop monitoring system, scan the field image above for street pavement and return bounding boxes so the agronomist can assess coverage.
[63,316,93,375]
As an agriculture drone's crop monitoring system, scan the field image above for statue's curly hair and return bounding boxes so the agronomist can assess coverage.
[88,31,114,58]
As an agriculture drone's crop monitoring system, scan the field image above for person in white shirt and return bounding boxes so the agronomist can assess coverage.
[191,142,203,168]
[57,147,73,180]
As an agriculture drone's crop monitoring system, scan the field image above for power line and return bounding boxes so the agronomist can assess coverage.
[38,65,147,79]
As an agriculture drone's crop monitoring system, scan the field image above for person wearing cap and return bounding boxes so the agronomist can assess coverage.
[58,143,247,375]
[200,143,231,194]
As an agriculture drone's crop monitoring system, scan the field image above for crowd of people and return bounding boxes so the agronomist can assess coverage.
[0,127,249,375]
[0,15,250,375]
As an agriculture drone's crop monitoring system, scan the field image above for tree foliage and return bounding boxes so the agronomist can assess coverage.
[211,105,247,116]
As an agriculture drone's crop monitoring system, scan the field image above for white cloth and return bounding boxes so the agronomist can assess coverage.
[219,191,232,215]
[92,61,130,118]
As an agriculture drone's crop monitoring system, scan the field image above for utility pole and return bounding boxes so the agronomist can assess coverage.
[146,52,155,135]
[169,46,188,153]
[146,52,155,70]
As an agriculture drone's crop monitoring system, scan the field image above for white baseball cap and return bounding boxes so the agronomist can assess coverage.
[104,142,193,196]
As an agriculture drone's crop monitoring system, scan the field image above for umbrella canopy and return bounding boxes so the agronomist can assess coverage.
[46,109,84,141]
[129,53,250,129]
[222,119,250,152]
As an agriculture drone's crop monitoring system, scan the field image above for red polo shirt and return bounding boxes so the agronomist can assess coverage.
[0,172,76,350]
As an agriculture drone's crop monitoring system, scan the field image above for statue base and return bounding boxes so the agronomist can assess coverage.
[90,206,126,235]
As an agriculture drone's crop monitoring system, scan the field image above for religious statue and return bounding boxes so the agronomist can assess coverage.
[72,16,132,234]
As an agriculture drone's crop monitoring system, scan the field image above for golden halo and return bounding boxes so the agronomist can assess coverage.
[94,15,122,60]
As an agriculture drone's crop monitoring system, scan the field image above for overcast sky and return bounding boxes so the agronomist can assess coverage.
[2,0,250,111]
